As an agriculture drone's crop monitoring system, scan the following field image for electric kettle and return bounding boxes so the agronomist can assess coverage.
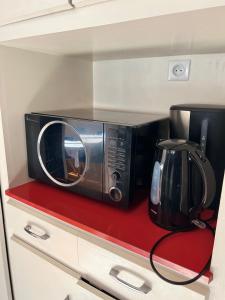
[149,139,216,230]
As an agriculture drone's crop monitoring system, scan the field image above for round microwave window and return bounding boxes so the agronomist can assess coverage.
[37,121,87,187]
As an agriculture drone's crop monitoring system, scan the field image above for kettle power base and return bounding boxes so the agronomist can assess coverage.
[6,181,215,284]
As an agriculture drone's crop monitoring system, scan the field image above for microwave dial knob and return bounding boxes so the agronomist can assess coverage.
[109,187,122,202]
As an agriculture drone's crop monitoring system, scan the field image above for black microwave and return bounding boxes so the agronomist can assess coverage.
[25,109,168,208]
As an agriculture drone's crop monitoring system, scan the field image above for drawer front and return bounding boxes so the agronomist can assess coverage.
[78,238,208,300]
[76,279,117,300]
[10,235,80,300]
[11,235,117,300]
[6,202,77,268]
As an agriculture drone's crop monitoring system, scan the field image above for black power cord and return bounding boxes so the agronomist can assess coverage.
[149,220,215,285]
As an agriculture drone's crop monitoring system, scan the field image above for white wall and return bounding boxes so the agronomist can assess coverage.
[93,53,225,113]
[0,46,93,188]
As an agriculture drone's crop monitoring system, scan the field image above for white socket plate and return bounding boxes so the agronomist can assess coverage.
[168,60,191,81]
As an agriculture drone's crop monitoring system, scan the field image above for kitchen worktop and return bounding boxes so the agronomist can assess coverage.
[6,181,214,284]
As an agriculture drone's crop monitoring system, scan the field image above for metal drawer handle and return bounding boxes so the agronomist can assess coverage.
[109,267,151,294]
[24,225,50,240]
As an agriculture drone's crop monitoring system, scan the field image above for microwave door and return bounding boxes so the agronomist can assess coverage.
[32,116,103,200]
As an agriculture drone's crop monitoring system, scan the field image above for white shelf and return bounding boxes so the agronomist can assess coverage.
[1,2,225,58]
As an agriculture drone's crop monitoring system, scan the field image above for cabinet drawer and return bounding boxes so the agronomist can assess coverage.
[78,238,208,300]
[10,235,80,300]
[6,202,77,268]
[11,235,117,300]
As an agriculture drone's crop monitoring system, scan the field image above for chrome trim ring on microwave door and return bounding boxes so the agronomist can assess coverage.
[37,120,88,187]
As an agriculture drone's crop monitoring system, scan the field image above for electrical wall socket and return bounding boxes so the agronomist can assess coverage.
[168,60,191,81]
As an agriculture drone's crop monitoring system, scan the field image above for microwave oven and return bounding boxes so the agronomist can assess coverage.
[25,109,168,208]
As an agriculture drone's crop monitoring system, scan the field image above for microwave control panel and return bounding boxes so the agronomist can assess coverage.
[103,124,132,206]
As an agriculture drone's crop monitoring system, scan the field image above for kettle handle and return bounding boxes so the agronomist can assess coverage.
[188,148,216,219]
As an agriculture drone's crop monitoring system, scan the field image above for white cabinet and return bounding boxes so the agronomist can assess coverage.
[10,235,80,300]
[73,0,111,7]
[10,234,116,300]
[0,0,112,26]
[5,200,210,300]
[78,238,209,300]
[6,203,78,268]
[76,279,117,300]
[0,0,74,26]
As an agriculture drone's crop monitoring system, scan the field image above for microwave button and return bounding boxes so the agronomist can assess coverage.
[108,149,116,153]
[109,187,122,202]
[117,148,126,153]
[118,140,125,147]
[109,139,117,147]
[118,153,125,157]
[112,171,120,181]
[118,157,125,162]
[115,162,125,167]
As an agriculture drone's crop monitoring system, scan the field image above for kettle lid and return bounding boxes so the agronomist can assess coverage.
[157,139,200,151]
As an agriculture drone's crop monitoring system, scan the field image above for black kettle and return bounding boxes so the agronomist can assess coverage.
[149,139,216,230]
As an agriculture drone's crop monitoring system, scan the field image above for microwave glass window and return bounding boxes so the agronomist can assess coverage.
[39,122,86,186]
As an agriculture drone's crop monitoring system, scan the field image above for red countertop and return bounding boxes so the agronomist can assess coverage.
[6,181,214,284]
